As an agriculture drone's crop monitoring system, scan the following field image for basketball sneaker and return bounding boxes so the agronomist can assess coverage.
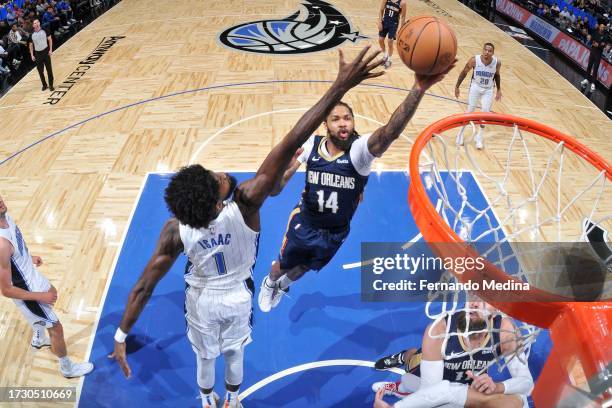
[60,361,94,378]
[590,83,596,92]
[202,392,220,408]
[371,381,411,398]
[384,57,392,69]
[374,351,405,370]
[31,334,51,349]
[270,285,289,309]
[258,276,277,312]
[222,393,243,408]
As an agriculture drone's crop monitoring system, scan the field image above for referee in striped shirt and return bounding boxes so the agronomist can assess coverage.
[28,19,54,92]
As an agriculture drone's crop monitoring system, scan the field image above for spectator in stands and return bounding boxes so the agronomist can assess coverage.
[42,5,62,36]
[56,0,75,25]
[0,21,10,38]
[6,6,17,26]
[36,0,47,16]
[0,39,18,78]
[560,6,571,19]
[569,10,577,23]
[557,14,569,29]
[28,18,54,91]
[603,43,612,62]
[551,3,561,16]
[8,23,29,61]
[582,23,607,91]
[544,5,552,19]
[24,3,37,19]
[581,27,591,44]
[537,3,546,16]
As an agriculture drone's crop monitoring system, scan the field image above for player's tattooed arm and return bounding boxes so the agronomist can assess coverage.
[235,46,384,227]
[118,218,183,333]
[454,57,475,97]
[368,62,456,157]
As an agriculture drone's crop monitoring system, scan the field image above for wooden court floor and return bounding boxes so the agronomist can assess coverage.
[0,0,610,405]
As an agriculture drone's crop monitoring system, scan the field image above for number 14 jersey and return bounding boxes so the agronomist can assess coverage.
[296,134,374,232]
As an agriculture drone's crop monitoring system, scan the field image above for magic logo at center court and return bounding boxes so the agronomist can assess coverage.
[218,0,367,54]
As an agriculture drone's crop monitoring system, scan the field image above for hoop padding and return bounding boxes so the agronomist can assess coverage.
[408,112,611,407]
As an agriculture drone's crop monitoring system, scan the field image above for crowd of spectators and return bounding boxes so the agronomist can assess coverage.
[521,0,611,62]
[0,0,113,93]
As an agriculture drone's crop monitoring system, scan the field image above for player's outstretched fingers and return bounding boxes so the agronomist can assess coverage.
[352,44,372,64]
[338,48,346,65]
[362,49,383,67]
[365,56,386,72]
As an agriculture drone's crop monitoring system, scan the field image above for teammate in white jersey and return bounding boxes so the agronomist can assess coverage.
[109,46,386,408]
[454,43,502,149]
[0,195,94,378]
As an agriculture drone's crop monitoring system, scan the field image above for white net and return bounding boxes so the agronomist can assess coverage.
[416,118,611,374]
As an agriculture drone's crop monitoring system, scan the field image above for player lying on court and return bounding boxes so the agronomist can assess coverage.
[108,45,386,408]
[0,195,94,378]
[257,57,457,313]
[455,42,502,150]
[372,299,533,408]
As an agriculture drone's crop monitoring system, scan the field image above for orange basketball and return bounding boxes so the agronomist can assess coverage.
[396,16,457,75]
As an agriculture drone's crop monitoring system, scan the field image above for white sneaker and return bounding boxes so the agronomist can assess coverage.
[590,83,596,92]
[31,335,51,349]
[258,276,277,312]
[384,58,392,69]
[371,381,411,398]
[222,395,243,408]
[270,285,289,310]
[60,361,94,378]
[202,392,220,408]
[581,79,589,87]
[456,127,465,146]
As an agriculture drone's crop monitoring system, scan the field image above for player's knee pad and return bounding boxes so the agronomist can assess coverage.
[196,356,216,390]
[223,347,244,386]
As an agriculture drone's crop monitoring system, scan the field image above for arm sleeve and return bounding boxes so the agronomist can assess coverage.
[349,133,376,176]
[296,136,315,163]
[502,355,534,396]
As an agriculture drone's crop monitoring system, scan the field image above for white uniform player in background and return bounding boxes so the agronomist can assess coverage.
[109,46,387,408]
[454,43,502,150]
[0,195,94,378]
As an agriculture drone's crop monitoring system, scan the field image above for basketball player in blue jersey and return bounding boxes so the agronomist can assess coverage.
[257,62,457,313]
[0,195,94,378]
[454,43,502,150]
[108,46,386,408]
[372,301,533,408]
[378,0,406,69]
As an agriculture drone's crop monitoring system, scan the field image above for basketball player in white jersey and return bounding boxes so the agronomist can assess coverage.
[0,195,94,378]
[108,46,386,408]
[454,43,502,149]
[373,300,533,408]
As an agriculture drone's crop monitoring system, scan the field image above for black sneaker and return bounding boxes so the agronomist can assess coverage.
[374,351,405,371]
[42,85,48,91]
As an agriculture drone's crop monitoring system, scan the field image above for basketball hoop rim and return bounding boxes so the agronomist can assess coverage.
[408,112,612,328]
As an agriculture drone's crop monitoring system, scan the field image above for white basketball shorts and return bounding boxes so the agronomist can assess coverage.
[185,279,253,359]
